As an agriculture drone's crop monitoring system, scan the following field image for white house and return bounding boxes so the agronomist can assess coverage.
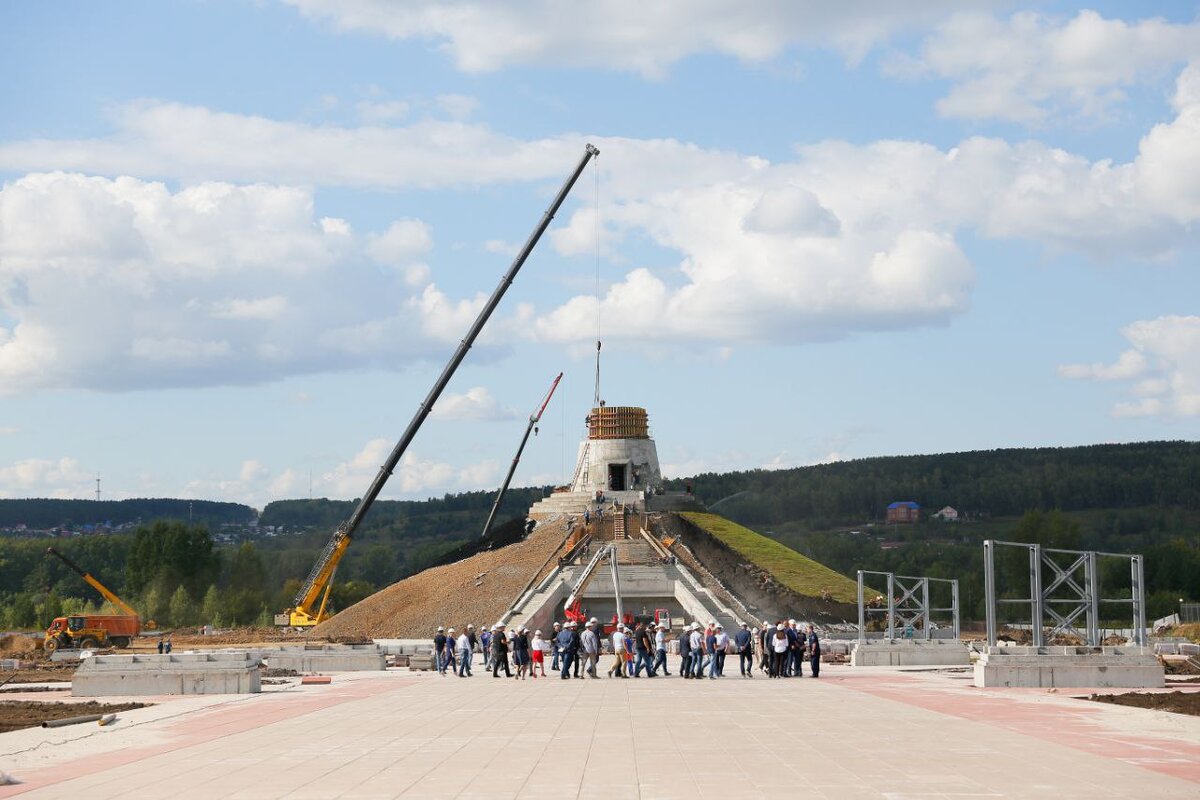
[934,506,959,522]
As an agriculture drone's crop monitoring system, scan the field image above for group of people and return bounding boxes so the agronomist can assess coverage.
[431,617,821,680]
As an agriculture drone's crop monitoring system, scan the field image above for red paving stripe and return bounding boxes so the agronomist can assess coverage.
[0,676,417,797]
[831,673,1200,784]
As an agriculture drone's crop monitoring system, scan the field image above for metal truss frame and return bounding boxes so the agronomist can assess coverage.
[857,570,960,643]
[983,540,1146,647]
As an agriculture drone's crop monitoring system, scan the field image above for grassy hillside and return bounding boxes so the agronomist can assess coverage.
[681,512,861,603]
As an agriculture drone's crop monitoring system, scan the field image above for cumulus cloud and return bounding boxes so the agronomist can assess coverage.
[366,219,433,267]
[3,59,1200,387]
[1059,315,1200,418]
[0,172,468,393]
[0,456,93,499]
[894,10,1200,124]
[431,386,517,421]
[282,0,976,77]
[319,438,499,497]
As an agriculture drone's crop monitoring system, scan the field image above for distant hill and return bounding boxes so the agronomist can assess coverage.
[668,440,1200,528]
[0,498,256,529]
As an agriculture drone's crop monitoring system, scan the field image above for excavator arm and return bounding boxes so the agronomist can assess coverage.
[46,547,139,618]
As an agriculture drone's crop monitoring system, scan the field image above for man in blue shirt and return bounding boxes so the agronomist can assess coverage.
[807,624,822,678]
[433,626,448,676]
[556,622,576,680]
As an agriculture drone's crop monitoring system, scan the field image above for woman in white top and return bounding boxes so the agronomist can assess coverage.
[531,630,547,678]
[771,623,789,678]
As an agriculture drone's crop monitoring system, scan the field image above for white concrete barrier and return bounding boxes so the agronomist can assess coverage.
[973,645,1165,688]
[850,640,971,667]
[73,653,261,696]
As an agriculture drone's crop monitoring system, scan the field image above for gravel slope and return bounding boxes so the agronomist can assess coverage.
[312,522,568,638]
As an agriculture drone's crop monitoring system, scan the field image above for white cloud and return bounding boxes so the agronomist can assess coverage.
[432,386,517,421]
[3,59,1200,385]
[239,459,270,483]
[0,456,93,499]
[895,10,1200,124]
[436,93,479,120]
[282,0,978,77]
[319,438,497,497]
[1059,315,1200,418]
[0,172,471,393]
[366,219,434,267]
[356,99,410,123]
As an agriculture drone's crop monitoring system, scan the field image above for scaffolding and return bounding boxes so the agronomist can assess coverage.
[983,540,1147,647]
[856,570,960,642]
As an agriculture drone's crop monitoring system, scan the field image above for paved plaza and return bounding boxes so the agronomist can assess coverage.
[2,659,1198,799]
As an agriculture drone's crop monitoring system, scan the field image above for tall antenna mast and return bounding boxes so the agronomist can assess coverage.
[593,154,602,409]
[95,474,101,502]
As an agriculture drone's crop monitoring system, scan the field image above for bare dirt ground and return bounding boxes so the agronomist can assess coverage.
[1086,691,1200,717]
[0,700,147,733]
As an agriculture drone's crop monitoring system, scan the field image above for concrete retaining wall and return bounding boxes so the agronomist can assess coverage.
[73,653,261,696]
[973,645,1165,688]
[850,640,972,667]
[261,644,386,672]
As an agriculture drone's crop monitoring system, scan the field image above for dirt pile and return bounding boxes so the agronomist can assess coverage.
[0,700,147,733]
[0,635,42,658]
[313,523,568,639]
[1087,691,1200,717]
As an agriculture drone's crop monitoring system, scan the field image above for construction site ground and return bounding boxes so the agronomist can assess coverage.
[1,659,1197,798]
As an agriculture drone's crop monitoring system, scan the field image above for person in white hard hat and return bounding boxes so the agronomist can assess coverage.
[456,627,472,677]
[688,623,704,678]
[607,623,628,678]
[652,622,670,676]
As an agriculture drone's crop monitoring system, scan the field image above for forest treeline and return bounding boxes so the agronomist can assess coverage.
[0,487,547,631]
[0,498,255,528]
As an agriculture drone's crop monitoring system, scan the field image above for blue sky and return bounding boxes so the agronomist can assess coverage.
[1,1,1198,508]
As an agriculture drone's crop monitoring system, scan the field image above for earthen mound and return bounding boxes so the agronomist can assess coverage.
[313,522,568,638]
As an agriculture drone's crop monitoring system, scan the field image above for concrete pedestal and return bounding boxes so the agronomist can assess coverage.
[850,640,972,667]
[973,645,1165,688]
[73,653,261,696]
[261,644,386,672]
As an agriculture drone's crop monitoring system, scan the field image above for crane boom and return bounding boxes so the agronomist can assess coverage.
[284,143,600,627]
[46,547,139,618]
[479,372,562,540]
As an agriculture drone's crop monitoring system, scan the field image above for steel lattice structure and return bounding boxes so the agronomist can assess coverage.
[856,570,960,642]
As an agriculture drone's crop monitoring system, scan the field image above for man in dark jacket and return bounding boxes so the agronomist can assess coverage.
[433,626,448,676]
[735,622,753,677]
[633,623,655,677]
[807,624,821,678]
[569,621,583,678]
[678,622,692,678]
[557,623,576,680]
[491,624,511,677]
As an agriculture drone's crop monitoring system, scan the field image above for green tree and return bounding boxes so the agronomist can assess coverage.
[200,585,222,627]
[10,593,37,629]
[228,543,266,591]
[36,590,63,628]
[168,585,194,627]
[125,521,220,597]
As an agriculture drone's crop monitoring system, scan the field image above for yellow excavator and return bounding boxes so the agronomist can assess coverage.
[278,144,599,627]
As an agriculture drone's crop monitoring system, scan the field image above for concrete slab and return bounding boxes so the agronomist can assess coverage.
[259,643,386,672]
[4,655,1196,798]
[974,645,1166,688]
[850,639,972,667]
[72,652,261,696]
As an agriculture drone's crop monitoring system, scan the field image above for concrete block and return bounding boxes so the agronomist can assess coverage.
[973,646,1165,688]
[1153,643,1179,655]
[261,644,386,672]
[1180,643,1200,656]
[850,640,972,667]
[73,653,261,696]
[408,653,435,671]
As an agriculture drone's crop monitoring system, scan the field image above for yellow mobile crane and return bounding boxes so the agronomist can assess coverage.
[279,144,600,627]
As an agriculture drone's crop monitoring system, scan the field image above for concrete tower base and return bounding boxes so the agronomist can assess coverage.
[973,645,1165,688]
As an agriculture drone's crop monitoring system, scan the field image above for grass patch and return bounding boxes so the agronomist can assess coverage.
[681,512,861,604]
